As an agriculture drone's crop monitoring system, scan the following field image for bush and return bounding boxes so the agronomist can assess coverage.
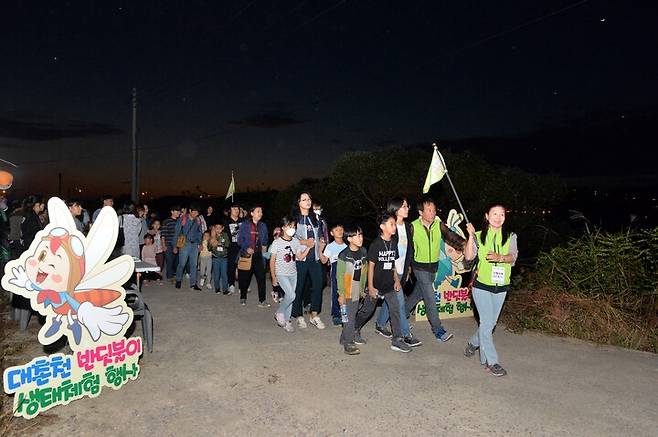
[502,228,658,352]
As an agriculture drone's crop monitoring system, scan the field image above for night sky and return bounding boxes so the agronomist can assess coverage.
[2,1,657,198]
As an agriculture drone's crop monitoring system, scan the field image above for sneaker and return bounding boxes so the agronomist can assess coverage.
[390,337,412,353]
[403,335,423,347]
[297,317,308,329]
[228,285,235,294]
[247,287,251,293]
[216,288,222,294]
[487,363,507,377]
[464,342,479,357]
[435,327,454,342]
[206,283,213,290]
[309,316,325,329]
[332,317,342,327]
[185,273,190,279]
[191,285,202,291]
[283,321,295,333]
[353,331,367,345]
[274,313,286,327]
[258,301,271,308]
[199,278,205,287]
[343,343,360,355]
[223,289,232,296]
[240,299,247,306]
[375,325,393,339]
[175,281,181,289]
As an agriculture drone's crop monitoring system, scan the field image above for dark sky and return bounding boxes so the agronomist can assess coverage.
[2,1,657,198]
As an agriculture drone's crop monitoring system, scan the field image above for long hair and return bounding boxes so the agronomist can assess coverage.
[291,191,318,226]
[479,203,510,246]
[386,196,408,218]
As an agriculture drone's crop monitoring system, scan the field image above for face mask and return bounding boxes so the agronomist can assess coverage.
[313,209,322,216]
[285,228,296,237]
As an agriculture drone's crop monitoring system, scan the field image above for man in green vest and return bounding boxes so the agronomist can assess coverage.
[406,197,453,342]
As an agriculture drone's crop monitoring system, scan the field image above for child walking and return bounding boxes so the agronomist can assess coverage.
[337,225,374,355]
[198,230,213,290]
[210,223,230,294]
[367,212,411,353]
[320,223,347,327]
[269,216,311,332]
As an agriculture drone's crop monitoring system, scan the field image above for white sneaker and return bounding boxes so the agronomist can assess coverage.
[309,316,325,330]
[229,285,235,293]
[185,273,190,279]
[283,321,295,333]
[297,317,308,329]
[199,278,205,287]
[275,313,286,327]
[206,283,213,290]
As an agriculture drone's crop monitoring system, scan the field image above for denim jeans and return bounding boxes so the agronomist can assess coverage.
[405,269,445,333]
[165,247,178,279]
[176,243,199,286]
[212,257,228,292]
[276,274,297,321]
[377,290,410,336]
[469,287,507,365]
[292,261,323,317]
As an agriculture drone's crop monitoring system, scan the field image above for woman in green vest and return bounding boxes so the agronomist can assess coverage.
[464,204,518,377]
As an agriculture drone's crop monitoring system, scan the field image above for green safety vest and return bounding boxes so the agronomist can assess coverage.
[411,218,442,264]
[475,229,512,287]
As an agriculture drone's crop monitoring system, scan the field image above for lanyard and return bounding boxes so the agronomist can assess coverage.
[492,233,500,265]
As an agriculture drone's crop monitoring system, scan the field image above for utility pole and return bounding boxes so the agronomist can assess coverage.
[131,87,139,203]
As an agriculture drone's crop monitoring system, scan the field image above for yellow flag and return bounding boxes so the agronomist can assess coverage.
[225,172,235,200]
[422,146,446,193]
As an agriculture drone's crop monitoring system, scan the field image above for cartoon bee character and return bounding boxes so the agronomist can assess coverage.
[434,209,473,290]
[4,198,134,347]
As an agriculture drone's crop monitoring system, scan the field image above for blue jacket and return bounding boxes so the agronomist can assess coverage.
[174,214,203,247]
[237,220,268,253]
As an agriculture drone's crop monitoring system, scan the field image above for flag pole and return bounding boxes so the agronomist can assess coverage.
[433,143,470,224]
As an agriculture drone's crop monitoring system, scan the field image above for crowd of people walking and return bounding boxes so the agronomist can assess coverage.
[1,191,517,376]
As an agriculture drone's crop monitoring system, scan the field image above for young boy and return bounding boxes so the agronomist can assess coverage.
[336,225,373,355]
[320,223,347,326]
[367,212,412,353]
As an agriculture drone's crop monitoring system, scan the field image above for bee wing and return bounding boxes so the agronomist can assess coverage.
[47,197,76,232]
[83,206,119,277]
[76,255,134,292]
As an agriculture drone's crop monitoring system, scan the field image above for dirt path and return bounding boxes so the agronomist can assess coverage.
[4,279,658,436]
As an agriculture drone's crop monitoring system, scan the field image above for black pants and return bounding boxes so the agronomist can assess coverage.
[238,252,266,302]
[228,243,239,286]
[340,296,377,345]
[292,261,323,317]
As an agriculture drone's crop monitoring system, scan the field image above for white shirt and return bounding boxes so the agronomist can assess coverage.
[395,223,408,275]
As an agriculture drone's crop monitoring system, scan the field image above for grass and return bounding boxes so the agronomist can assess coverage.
[501,227,658,353]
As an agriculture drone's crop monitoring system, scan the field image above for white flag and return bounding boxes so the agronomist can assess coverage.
[225,172,235,200]
[422,146,446,193]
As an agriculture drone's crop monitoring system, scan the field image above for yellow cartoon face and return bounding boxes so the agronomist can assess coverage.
[25,240,71,291]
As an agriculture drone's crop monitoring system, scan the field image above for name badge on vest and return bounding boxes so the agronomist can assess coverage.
[383,262,392,270]
[491,266,505,284]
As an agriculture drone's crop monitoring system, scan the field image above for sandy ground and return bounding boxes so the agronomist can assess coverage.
[4,278,658,437]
